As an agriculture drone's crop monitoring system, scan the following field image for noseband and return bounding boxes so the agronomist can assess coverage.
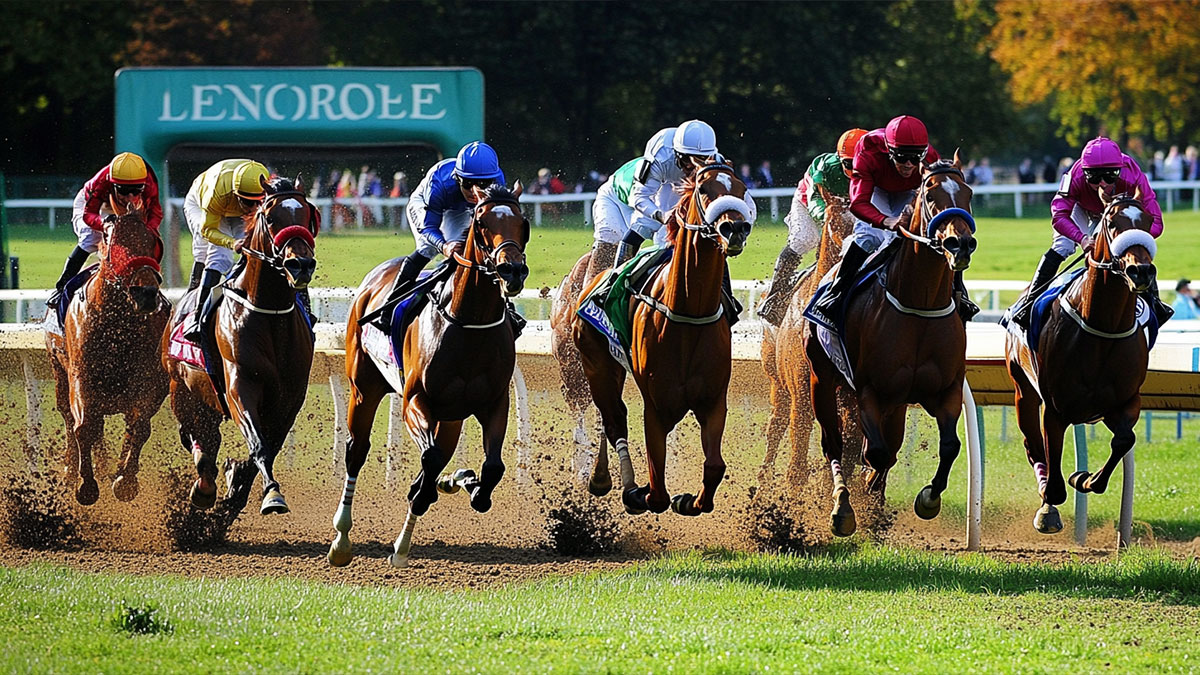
[680,163,752,245]
[243,191,318,273]
[450,195,529,281]
[1088,195,1154,279]
[102,218,163,283]
[901,164,976,251]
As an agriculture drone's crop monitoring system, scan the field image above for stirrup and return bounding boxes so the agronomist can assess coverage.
[956,295,980,321]
[46,289,64,310]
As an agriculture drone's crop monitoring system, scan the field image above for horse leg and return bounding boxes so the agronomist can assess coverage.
[1041,408,1069,507]
[632,401,676,515]
[588,422,613,497]
[1010,370,1061,533]
[70,409,103,506]
[51,364,80,484]
[329,368,388,567]
[758,380,789,487]
[675,400,728,516]
[808,346,854,537]
[580,352,636,500]
[784,384,812,490]
[1071,397,1140,496]
[228,378,291,516]
[171,382,223,509]
[915,386,964,520]
[858,391,893,496]
[463,393,510,514]
[111,408,153,502]
[406,407,461,517]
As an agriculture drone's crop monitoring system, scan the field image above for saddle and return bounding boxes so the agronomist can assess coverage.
[803,241,898,334]
[48,264,100,331]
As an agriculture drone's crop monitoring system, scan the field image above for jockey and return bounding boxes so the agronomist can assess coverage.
[582,156,671,282]
[373,141,524,334]
[1012,136,1170,328]
[758,128,867,326]
[182,159,271,341]
[48,153,163,309]
[811,115,979,325]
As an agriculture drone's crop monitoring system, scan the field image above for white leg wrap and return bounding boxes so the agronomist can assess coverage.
[333,475,357,532]
[616,438,635,489]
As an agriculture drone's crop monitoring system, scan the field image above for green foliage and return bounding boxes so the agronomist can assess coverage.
[110,601,173,636]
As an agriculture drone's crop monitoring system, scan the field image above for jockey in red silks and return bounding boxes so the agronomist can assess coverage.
[48,153,163,309]
[811,115,978,324]
[1011,136,1171,328]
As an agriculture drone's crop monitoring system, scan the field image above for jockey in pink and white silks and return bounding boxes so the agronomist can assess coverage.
[1011,136,1171,329]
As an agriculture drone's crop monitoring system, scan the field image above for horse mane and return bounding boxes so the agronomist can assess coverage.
[243,176,301,234]
[481,182,517,203]
[664,174,700,246]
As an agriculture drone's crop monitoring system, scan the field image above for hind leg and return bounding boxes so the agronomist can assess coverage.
[784,384,813,489]
[1071,396,1140,496]
[170,382,223,509]
[857,390,896,495]
[404,387,461,517]
[459,392,510,514]
[329,361,389,567]
[915,385,964,520]
[50,361,80,484]
[112,407,154,502]
[807,333,854,537]
[576,322,636,500]
[758,380,790,486]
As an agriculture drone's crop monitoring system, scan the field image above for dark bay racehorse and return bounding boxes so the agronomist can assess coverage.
[574,163,753,516]
[1005,192,1156,534]
[759,186,859,489]
[805,155,976,536]
[47,198,168,505]
[163,176,318,519]
[329,182,529,568]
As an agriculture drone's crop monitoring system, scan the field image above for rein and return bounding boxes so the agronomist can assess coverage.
[101,219,163,282]
[449,195,529,279]
[244,192,319,273]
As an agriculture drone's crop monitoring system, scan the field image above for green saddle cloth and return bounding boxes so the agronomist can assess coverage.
[580,245,671,346]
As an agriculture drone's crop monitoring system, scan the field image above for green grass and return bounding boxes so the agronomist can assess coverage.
[9,210,1200,290]
[3,546,1200,672]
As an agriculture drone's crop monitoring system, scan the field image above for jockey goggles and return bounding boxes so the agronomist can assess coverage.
[456,175,493,191]
[114,183,146,196]
[888,147,927,166]
[1084,167,1121,185]
[840,158,854,173]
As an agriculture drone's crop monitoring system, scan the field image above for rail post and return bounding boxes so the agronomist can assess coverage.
[962,379,982,551]
[1073,425,1088,546]
[1118,450,1135,548]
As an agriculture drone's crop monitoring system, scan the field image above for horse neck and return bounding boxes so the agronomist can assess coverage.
[1069,263,1139,333]
[237,225,294,308]
[447,222,504,323]
[886,238,953,309]
[816,229,840,277]
[661,227,724,316]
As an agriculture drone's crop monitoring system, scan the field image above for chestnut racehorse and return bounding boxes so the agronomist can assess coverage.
[759,186,860,489]
[1005,193,1156,535]
[805,155,976,536]
[329,182,529,568]
[163,176,318,520]
[574,163,753,516]
[549,246,599,483]
[47,199,168,505]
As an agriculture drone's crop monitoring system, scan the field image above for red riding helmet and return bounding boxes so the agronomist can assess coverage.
[1081,137,1123,168]
[884,115,928,149]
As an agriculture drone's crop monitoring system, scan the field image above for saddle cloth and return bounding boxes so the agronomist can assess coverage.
[576,246,673,374]
[359,267,450,393]
[44,264,100,335]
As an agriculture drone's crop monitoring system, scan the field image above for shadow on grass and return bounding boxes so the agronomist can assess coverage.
[202,539,642,567]
[636,544,1200,604]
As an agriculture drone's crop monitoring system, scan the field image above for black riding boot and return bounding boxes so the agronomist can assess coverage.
[953,270,980,322]
[507,300,527,338]
[614,230,645,268]
[374,253,431,332]
[186,261,205,292]
[1142,285,1175,325]
[46,246,90,309]
[184,269,222,343]
[1012,249,1064,330]
[758,246,804,326]
[722,263,743,327]
[811,242,869,325]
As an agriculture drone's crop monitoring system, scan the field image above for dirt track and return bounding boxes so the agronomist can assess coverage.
[0,355,1179,588]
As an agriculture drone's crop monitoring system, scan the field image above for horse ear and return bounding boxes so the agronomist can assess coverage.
[295,173,304,192]
[952,148,963,170]
[260,174,269,191]
[513,179,523,199]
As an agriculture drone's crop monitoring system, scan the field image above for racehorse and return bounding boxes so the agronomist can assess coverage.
[1005,192,1156,534]
[47,198,168,505]
[805,154,976,536]
[328,182,529,568]
[162,176,318,519]
[574,162,753,516]
[759,186,860,489]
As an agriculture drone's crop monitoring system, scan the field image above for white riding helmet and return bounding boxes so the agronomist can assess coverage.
[672,120,718,157]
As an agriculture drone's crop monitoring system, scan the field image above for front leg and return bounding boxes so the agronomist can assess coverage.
[466,392,510,514]
[1073,395,1140,496]
[226,374,288,515]
[112,409,154,502]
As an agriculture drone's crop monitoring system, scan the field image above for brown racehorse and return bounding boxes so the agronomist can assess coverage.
[574,163,753,516]
[162,176,318,519]
[805,155,976,536]
[759,186,860,489]
[1005,192,1156,534]
[47,199,168,505]
[328,182,529,568]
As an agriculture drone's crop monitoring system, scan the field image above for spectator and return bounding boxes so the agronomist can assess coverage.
[530,167,554,195]
[974,157,994,185]
[1163,145,1184,204]
[1172,279,1200,320]
[577,169,606,193]
[1152,150,1165,180]
[738,163,757,189]
[1018,158,1036,184]
[964,159,978,184]
[1184,146,1198,201]
[1057,156,1074,179]
[755,160,774,188]
[390,171,409,198]
[1041,155,1057,184]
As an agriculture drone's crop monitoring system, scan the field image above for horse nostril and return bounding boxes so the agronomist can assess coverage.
[967,239,978,253]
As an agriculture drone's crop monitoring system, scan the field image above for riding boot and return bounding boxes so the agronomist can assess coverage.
[186,261,205,292]
[811,242,869,326]
[758,246,804,326]
[184,269,222,343]
[45,246,90,309]
[953,270,980,322]
[584,240,619,284]
[374,253,430,332]
[1012,249,1064,330]
[1141,285,1175,325]
[507,300,527,339]
[614,230,645,269]
[722,263,743,327]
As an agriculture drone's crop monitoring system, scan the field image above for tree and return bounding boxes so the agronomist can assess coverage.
[991,0,1200,145]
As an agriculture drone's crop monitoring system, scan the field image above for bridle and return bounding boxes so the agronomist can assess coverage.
[449,193,529,283]
[101,215,162,284]
[242,191,319,273]
[679,163,752,246]
[901,164,976,253]
[1087,195,1151,278]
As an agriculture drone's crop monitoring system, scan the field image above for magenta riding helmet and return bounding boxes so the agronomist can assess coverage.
[884,115,928,149]
[1081,137,1123,168]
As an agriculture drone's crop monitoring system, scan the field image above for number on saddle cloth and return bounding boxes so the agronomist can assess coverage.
[53,264,100,329]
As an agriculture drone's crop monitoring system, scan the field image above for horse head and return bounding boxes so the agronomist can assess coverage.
[103,195,163,313]
[912,150,977,272]
[469,181,530,297]
[248,175,319,289]
[1096,189,1156,293]
[815,183,854,251]
[670,161,755,256]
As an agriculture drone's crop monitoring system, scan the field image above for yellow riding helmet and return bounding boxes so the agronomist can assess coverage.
[233,161,270,200]
[109,152,148,184]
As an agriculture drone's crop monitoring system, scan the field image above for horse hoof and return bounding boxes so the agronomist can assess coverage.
[76,479,99,506]
[670,493,700,516]
[469,493,493,514]
[436,474,462,495]
[1068,471,1091,494]
[830,489,857,537]
[913,485,942,520]
[588,471,613,497]
[1034,503,1063,534]
[112,474,139,502]
[260,489,289,515]
[389,553,409,569]
[189,479,217,510]
[622,486,648,515]
[328,534,353,567]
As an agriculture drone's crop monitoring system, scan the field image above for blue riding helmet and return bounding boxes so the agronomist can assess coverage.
[453,141,503,181]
